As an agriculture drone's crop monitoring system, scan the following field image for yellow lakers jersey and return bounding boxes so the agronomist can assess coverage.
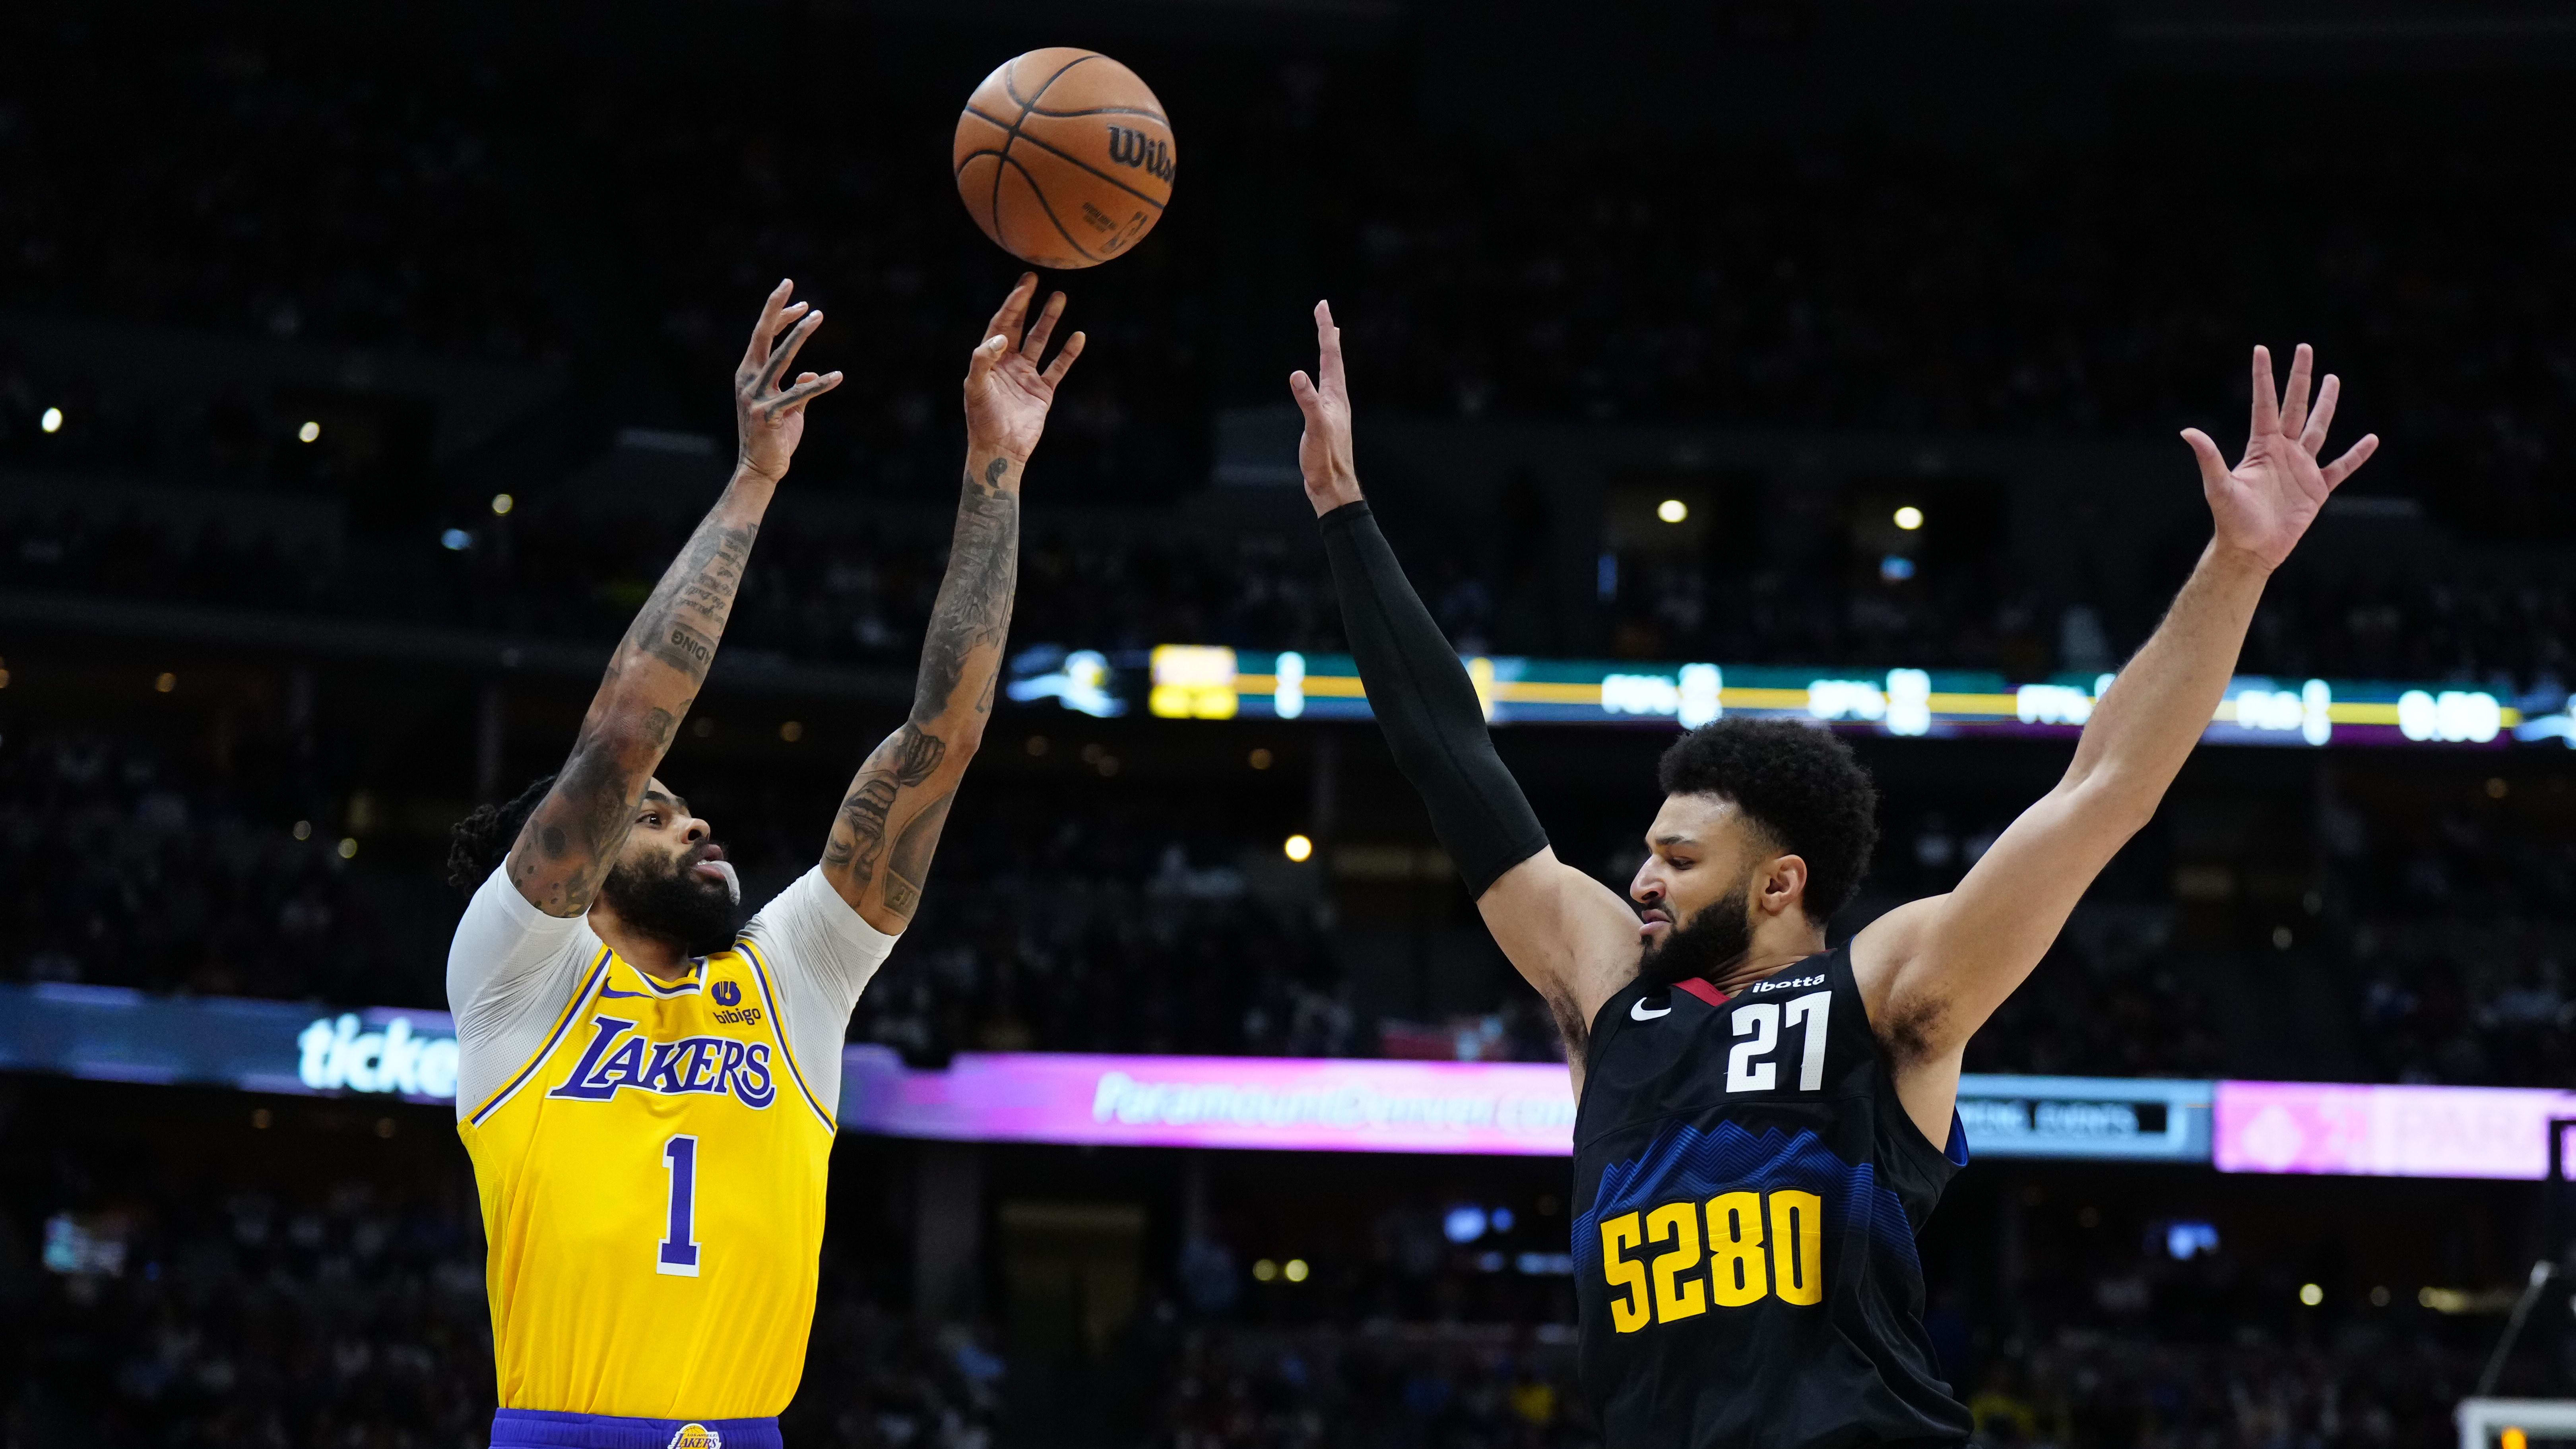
[459,938,836,1419]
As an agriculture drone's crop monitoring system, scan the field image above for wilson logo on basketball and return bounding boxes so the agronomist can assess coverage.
[1106,127,1175,184]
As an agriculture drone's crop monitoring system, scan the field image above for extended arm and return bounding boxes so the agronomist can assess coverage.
[822,277,1083,934]
[1291,302,1641,1045]
[1854,344,2379,1125]
[507,282,840,915]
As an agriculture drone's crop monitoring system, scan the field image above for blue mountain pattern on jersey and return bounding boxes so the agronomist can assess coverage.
[1573,1117,1920,1273]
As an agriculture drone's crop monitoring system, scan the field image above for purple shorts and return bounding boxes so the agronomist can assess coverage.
[489,1410,782,1449]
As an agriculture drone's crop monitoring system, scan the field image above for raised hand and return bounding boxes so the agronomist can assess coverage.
[1288,299,1361,515]
[736,279,845,483]
[2182,343,2379,572]
[964,274,1086,463]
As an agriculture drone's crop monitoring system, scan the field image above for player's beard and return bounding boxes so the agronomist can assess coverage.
[1637,880,1755,988]
[599,847,741,959]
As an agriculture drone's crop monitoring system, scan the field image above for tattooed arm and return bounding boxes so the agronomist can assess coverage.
[505,281,843,916]
[824,276,1084,933]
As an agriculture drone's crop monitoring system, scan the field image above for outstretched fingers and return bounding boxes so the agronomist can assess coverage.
[1022,291,1068,358]
[1314,300,1346,399]
[2301,374,2342,456]
[982,274,1038,352]
[2279,343,2314,439]
[2180,428,2233,497]
[1289,369,1323,421]
[770,370,844,416]
[761,310,824,391]
[2320,433,2380,490]
[2250,345,2281,439]
[1040,330,1086,388]
[742,279,796,370]
[965,332,1008,390]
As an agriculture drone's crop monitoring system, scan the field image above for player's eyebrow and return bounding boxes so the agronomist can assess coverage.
[1651,831,1698,848]
[643,789,689,817]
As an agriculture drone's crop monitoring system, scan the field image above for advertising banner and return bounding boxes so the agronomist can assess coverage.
[2214,1079,2576,1180]
[837,1051,2211,1161]
[840,1047,1581,1155]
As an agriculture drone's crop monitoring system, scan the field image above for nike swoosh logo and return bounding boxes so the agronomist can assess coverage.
[599,986,649,999]
[1630,999,1672,1021]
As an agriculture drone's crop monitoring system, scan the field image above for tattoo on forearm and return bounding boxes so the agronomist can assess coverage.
[652,622,717,675]
[823,772,898,883]
[824,460,1011,906]
[824,723,946,893]
[630,516,760,682]
[880,789,954,922]
[910,458,1020,726]
[894,723,947,785]
[508,479,762,916]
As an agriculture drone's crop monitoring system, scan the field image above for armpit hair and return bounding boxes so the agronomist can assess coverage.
[1547,992,1591,1062]
[1874,992,1949,1071]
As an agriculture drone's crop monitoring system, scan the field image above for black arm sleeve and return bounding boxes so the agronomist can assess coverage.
[1319,500,1549,897]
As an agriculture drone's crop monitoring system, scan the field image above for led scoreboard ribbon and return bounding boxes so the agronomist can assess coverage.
[15,985,2576,1177]
[1002,643,2557,748]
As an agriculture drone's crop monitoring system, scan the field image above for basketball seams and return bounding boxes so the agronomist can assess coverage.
[1024,103,1170,123]
[999,151,1100,266]
[995,53,1108,264]
[960,48,1168,268]
[1000,50,1097,110]
[987,56,1086,253]
[1003,125,1169,212]
[953,153,1004,242]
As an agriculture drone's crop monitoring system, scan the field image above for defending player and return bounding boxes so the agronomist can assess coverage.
[441,275,1081,1449]
[1286,304,2374,1447]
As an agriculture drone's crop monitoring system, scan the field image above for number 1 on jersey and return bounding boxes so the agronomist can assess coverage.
[658,1134,701,1277]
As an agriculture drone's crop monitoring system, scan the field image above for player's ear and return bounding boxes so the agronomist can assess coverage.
[1757,853,1810,917]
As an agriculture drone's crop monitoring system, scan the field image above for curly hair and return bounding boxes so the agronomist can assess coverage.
[1656,719,1879,923]
[445,773,557,891]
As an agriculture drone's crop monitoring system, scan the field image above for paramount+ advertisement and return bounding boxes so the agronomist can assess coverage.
[5,983,2223,1164]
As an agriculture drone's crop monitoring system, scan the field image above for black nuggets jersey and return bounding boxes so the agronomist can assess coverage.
[1571,947,1974,1449]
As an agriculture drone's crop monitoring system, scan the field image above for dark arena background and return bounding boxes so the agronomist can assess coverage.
[7,1,2576,1445]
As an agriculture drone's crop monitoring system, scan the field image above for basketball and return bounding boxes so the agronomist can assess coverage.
[953,48,1175,270]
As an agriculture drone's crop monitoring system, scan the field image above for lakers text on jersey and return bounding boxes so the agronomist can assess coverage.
[1571,947,1975,1449]
[460,939,836,1421]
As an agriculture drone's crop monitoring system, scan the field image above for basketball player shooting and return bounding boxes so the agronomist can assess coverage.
[440,276,1081,1449]
[1288,305,2374,1447]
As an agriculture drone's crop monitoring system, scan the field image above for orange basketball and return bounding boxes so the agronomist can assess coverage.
[953,48,1175,270]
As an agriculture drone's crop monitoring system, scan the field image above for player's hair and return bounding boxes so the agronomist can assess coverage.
[445,773,558,891]
[1656,719,1879,924]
